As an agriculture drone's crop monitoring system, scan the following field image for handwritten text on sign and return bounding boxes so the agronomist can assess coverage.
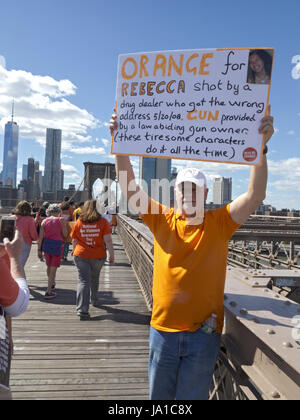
[112,48,274,165]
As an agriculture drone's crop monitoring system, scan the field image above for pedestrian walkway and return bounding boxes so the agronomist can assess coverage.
[9,235,151,400]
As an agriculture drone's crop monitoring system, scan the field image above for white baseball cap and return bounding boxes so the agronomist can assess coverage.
[175,168,207,189]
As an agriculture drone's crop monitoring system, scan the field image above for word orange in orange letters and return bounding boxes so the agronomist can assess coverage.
[121,53,214,80]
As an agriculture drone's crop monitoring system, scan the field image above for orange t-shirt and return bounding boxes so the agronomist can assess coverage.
[141,201,240,334]
[70,218,111,259]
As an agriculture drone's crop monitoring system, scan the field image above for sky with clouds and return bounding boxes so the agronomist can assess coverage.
[0,0,300,209]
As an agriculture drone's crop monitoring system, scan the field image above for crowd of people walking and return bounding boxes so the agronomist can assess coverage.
[0,197,117,399]
[4,198,117,305]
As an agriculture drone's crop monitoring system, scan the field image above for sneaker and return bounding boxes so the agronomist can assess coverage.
[51,282,56,292]
[45,291,56,300]
[77,312,90,320]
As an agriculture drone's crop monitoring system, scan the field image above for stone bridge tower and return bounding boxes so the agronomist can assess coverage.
[82,162,116,201]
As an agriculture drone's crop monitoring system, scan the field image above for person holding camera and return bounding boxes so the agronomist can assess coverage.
[0,230,30,400]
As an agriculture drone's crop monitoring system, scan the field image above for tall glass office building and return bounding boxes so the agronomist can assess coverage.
[43,128,62,195]
[2,120,19,187]
[139,157,172,206]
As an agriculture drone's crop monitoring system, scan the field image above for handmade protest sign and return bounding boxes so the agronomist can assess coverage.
[111,48,274,165]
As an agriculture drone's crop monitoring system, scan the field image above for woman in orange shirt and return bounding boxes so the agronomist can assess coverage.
[70,199,114,320]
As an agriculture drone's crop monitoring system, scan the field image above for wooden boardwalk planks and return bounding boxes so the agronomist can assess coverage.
[9,235,151,400]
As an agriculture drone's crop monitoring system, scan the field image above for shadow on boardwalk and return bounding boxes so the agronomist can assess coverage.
[10,235,151,400]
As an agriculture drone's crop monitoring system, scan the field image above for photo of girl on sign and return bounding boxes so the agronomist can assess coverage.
[247,49,274,85]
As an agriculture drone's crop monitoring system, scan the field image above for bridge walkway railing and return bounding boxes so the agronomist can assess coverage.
[118,214,300,400]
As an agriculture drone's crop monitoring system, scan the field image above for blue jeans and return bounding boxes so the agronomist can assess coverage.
[149,326,221,400]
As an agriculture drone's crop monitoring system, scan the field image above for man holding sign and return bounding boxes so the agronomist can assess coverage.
[110,105,273,400]
[110,48,274,400]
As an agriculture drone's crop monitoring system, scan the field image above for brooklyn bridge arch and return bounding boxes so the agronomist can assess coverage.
[82,162,116,201]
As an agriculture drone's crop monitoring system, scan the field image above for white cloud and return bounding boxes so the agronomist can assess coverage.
[0,57,99,149]
[101,138,110,147]
[287,130,295,135]
[268,158,300,192]
[268,157,300,175]
[64,172,82,183]
[291,55,300,80]
[268,178,300,191]
[0,70,76,99]
[0,55,6,68]
[61,164,79,173]
[70,146,106,155]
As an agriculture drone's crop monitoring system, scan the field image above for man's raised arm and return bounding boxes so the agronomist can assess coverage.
[229,106,274,226]
[110,111,150,215]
